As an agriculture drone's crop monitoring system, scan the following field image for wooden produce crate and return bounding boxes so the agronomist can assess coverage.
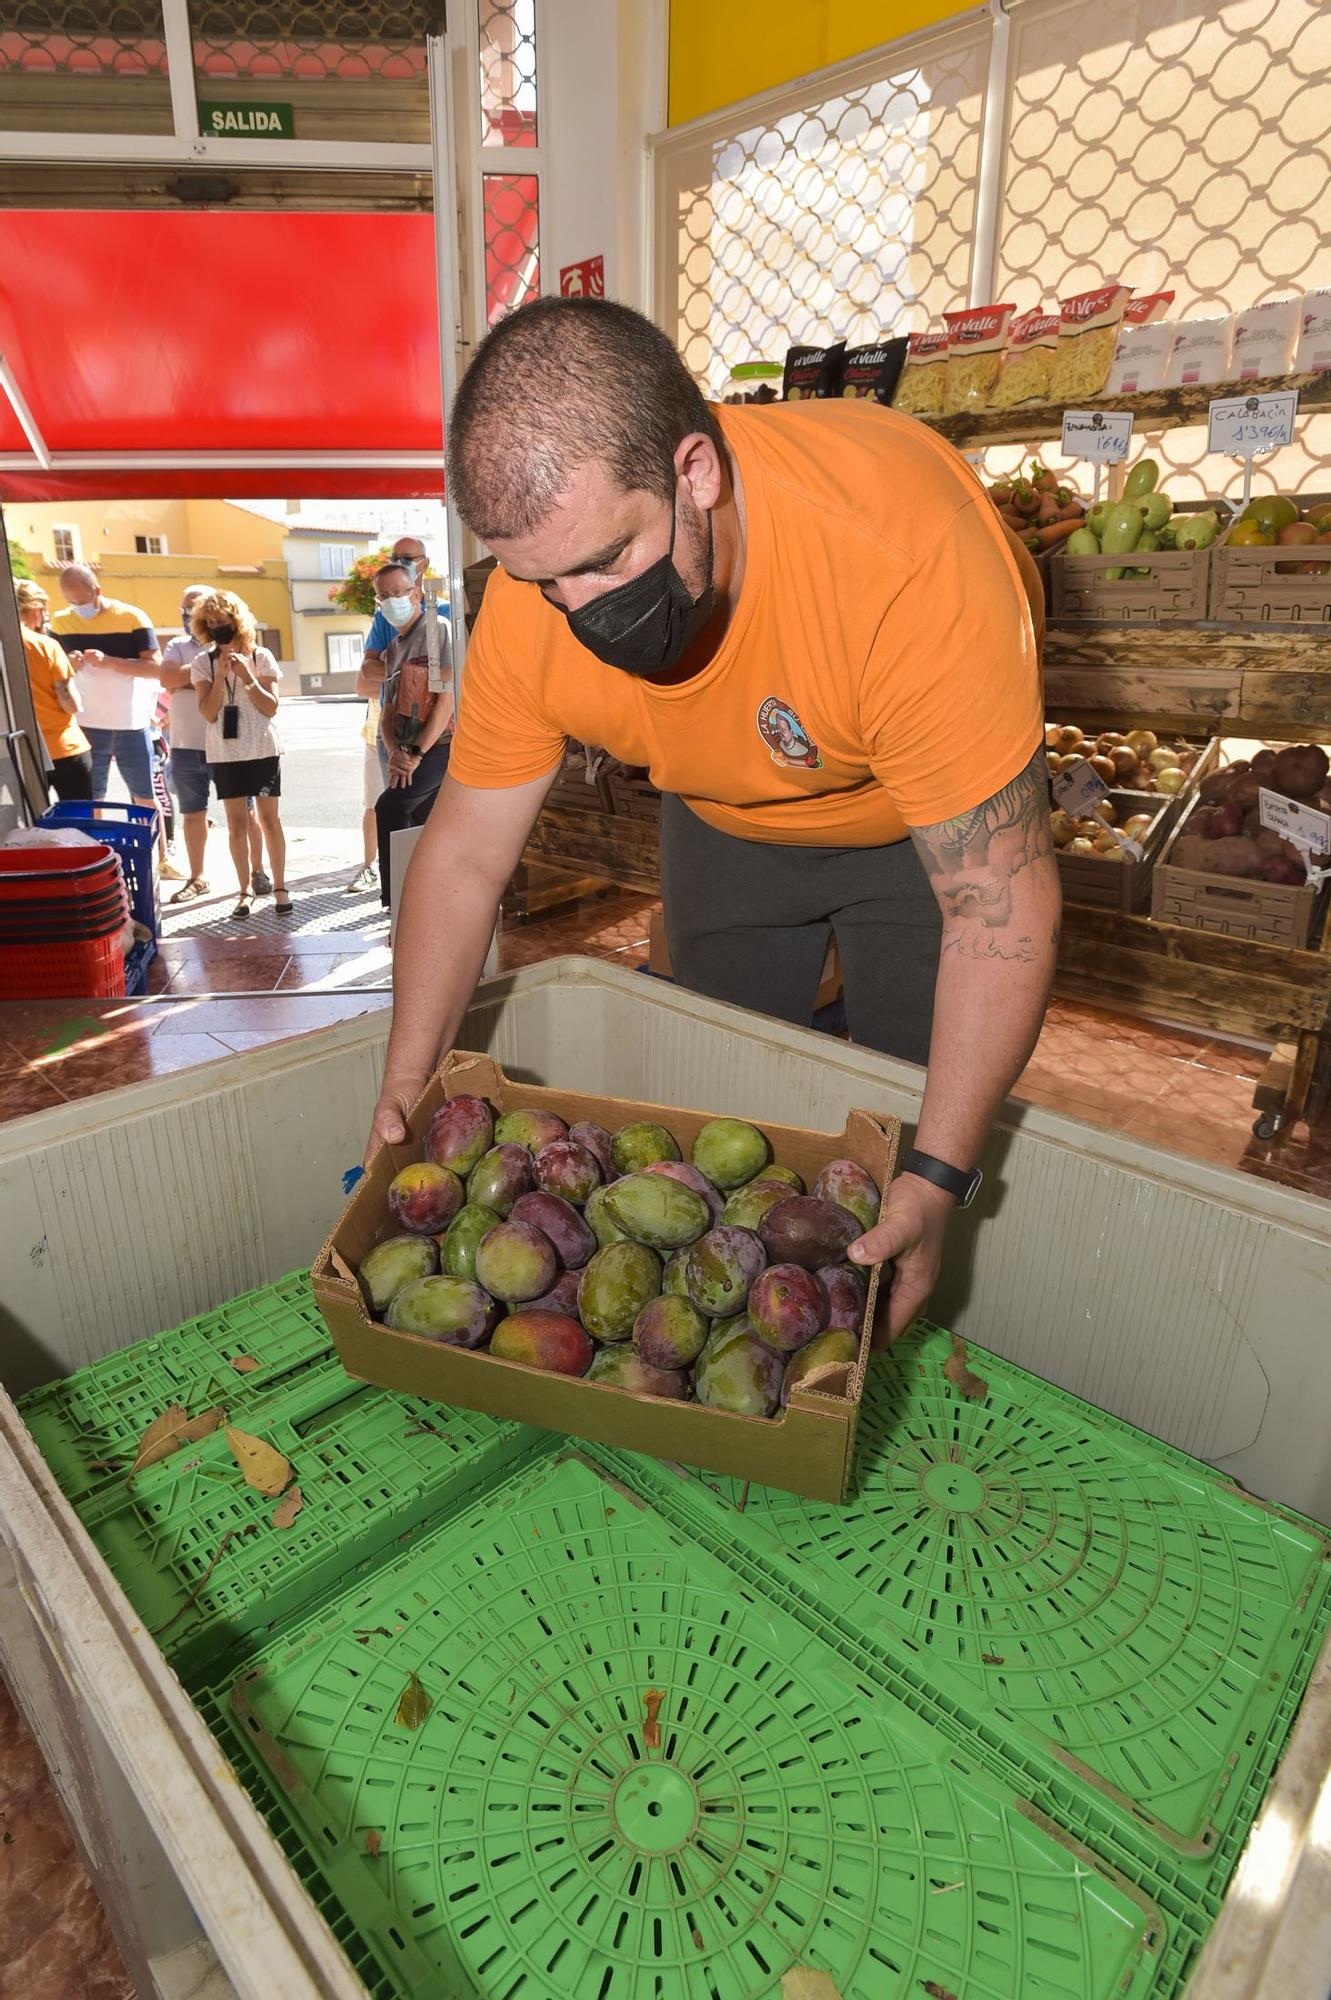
[1211,520,1331,628]
[1150,793,1329,948]
[1054,789,1171,915]
[313,1051,898,1504]
[1051,542,1213,623]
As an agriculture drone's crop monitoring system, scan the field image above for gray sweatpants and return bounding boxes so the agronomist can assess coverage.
[660,793,942,1065]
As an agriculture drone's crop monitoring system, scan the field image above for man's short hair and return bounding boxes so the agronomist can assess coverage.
[375,562,413,589]
[447,296,720,542]
[59,562,98,592]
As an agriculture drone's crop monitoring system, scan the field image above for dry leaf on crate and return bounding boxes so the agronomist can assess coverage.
[365,1830,381,1860]
[781,1971,846,2000]
[395,1671,433,1730]
[129,1404,224,1482]
[272,1484,303,1529]
[921,1985,959,2000]
[943,1335,987,1403]
[229,1355,260,1374]
[642,1689,664,1751]
[225,1426,293,1496]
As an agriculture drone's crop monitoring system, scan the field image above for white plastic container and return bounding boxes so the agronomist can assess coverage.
[2,956,1331,1996]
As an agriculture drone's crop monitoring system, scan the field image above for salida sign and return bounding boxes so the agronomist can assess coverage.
[559,255,605,299]
[200,100,295,139]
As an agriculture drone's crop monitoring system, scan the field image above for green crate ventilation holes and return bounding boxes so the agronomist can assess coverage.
[18,1282,1331,2000]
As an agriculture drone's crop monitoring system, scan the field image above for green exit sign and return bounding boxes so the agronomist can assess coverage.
[199,100,294,139]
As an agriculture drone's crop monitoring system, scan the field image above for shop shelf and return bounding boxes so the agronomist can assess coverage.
[594,1324,1331,1917]
[16,1269,334,1508]
[209,1450,1168,2000]
[79,1366,544,1686]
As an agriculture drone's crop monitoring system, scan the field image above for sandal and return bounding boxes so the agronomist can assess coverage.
[274,893,294,915]
[230,898,251,919]
[169,877,210,904]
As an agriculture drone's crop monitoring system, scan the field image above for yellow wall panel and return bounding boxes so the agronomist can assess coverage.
[668,0,976,125]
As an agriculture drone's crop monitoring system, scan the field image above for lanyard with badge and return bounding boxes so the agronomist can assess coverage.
[218,651,241,741]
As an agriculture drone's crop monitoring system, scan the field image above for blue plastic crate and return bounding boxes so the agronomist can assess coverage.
[43,800,158,939]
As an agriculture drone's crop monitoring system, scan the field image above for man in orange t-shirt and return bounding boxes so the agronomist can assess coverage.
[16,579,92,800]
[368,298,1059,1339]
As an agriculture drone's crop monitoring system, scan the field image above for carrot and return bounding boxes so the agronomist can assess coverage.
[1034,518,1085,550]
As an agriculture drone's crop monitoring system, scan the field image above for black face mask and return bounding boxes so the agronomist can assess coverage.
[209,621,237,646]
[565,499,714,676]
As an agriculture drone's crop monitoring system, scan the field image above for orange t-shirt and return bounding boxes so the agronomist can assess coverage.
[24,626,89,762]
[450,399,1044,846]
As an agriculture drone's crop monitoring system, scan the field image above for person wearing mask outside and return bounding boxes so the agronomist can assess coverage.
[367,298,1056,1346]
[371,558,453,910]
[49,563,163,817]
[189,590,291,920]
[15,578,91,801]
[350,535,446,893]
[159,583,268,903]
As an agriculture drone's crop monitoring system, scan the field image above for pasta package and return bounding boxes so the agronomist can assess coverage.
[942,302,1017,413]
[1164,315,1234,387]
[1122,290,1175,327]
[892,331,949,416]
[991,310,1059,409]
[782,341,845,401]
[1050,283,1130,402]
[1231,298,1299,380]
[838,336,909,405]
[1295,290,1331,373]
[1106,321,1177,395]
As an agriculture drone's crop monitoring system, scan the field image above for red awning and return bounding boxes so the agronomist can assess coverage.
[0,209,445,499]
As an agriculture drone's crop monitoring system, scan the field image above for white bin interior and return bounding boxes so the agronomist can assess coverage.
[2,955,1330,1999]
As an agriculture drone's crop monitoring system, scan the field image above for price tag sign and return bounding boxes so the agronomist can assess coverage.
[1259,787,1330,865]
[1061,410,1134,463]
[1052,758,1111,817]
[1209,391,1299,458]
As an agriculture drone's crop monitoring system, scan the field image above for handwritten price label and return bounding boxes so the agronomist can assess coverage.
[1259,787,1330,855]
[1061,410,1134,463]
[1209,391,1299,459]
[1052,758,1111,816]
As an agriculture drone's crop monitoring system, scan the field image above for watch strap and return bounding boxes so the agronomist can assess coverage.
[901,1148,982,1208]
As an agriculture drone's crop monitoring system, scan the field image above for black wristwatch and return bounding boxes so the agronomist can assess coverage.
[901,1148,983,1209]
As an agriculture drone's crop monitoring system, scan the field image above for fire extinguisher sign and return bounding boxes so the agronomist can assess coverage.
[559,256,605,299]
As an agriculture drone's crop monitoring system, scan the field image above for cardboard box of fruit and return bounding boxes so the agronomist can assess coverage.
[1212,494,1331,626]
[1150,740,1331,948]
[311,1053,900,1503]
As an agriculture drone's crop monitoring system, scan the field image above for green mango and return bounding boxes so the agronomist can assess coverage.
[440,1202,502,1282]
[1124,458,1159,500]
[1100,501,1145,555]
[604,1172,710,1250]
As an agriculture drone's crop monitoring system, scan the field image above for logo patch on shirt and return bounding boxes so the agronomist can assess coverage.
[756,697,821,770]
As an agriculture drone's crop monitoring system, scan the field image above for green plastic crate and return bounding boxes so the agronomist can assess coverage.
[77,1364,546,1685]
[213,1450,1169,2000]
[16,1270,333,1507]
[594,1324,1331,1916]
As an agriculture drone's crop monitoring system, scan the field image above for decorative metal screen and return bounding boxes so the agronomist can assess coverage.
[994,0,1331,496]
[189,1,429,144]
[483,171,540,322]
[656,24,991,399]
[477,0,540,324]
[479,0,536,147]
[0,0,172,135]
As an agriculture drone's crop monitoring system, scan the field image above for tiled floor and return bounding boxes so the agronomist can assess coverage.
[1,878,1328,1998]
[0,1677,134,2000]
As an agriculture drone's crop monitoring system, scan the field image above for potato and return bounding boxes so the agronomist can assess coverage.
[1198,770,1234,805]
[1172,834,1210,870]
[1271,744,1330,801]
[1202,836,1266,878]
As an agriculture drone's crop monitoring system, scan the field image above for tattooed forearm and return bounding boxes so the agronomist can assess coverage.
[941,929,1037,963]
[909,746,1058,939]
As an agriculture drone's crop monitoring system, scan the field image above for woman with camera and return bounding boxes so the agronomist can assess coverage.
[190,589,291,919]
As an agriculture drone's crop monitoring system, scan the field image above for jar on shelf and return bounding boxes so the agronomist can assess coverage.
[724,362,783,405]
